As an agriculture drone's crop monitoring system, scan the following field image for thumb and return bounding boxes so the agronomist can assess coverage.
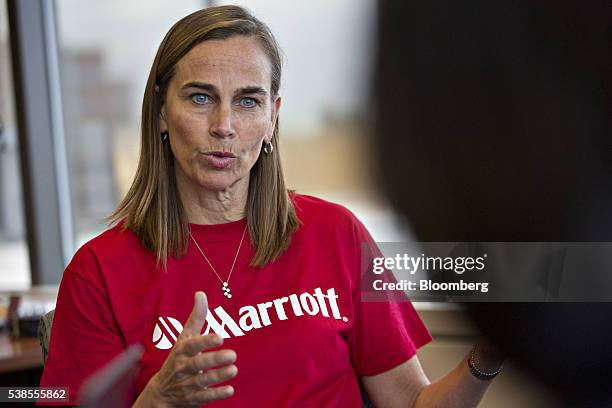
[182,291,208,337]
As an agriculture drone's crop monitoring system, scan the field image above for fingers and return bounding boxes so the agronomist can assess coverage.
[190,385,235,405]
[180,349,237,375]
[170,361,237,406]
[182,364,238,390]
[182,291,208,338]
[151,292,238,408]
[199,364,238,387]
[180,333,223,357]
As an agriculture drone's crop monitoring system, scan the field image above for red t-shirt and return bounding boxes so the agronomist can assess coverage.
[40,193,431,406]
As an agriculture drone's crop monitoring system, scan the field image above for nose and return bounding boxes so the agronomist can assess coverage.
[209,104,235,139]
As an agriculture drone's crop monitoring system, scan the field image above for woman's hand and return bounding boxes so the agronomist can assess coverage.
[133,292,237,408]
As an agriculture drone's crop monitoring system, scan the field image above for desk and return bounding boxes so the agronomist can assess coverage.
[0,285,56,375]
[0,334,42,374]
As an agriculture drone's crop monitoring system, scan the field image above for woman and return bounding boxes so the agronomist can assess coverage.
[40,6,503,407]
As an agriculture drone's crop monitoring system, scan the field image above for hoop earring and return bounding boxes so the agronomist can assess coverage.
[161,131,169,142]
[263,141,274,154]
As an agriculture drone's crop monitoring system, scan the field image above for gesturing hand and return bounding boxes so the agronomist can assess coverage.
[134,291,237,408]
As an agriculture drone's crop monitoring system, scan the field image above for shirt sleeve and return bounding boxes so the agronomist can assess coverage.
[345,215,432,377]
[38,245,134,405]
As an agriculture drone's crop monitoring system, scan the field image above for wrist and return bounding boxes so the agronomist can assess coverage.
[467,340,504,381]
[133,375,171,408]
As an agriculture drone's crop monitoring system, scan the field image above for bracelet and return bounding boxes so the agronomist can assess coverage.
[467,342,503,381]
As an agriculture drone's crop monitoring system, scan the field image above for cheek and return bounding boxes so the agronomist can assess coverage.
[237,112,272,141]
[168,115,209,160]
[241,124,269,156]
[171,110,205,141]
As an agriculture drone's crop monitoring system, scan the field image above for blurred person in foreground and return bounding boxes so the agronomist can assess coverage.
[39,5,505,407]
[374,1,611,407]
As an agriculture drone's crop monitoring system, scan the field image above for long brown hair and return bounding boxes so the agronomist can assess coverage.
[108,6,299,267]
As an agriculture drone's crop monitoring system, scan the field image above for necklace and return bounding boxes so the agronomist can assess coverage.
[189,224,248,299]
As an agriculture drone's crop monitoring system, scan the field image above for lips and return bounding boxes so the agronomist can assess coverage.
[203,151,237,169]
[207,151,236,158]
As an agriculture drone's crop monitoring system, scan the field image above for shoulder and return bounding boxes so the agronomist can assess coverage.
[291,192,359,225]
[76,221,142,257]
[289,192,370,240]
[66,222,150,279]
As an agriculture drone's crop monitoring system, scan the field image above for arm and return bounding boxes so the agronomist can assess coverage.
[348,213,502,407]
[362,342,503,408]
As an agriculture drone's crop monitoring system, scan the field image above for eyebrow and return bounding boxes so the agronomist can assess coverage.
[180,81,269,97]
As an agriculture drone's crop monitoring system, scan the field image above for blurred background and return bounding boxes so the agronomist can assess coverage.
[0,1,559,406]
[1,0,404,291]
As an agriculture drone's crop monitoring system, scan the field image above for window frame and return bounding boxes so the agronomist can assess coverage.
[7,0,74,285]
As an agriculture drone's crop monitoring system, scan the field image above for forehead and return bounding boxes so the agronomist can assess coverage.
[174,36,272,90]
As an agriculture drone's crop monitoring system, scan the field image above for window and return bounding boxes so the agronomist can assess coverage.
[55,0,203,246]
[0,0,30,290]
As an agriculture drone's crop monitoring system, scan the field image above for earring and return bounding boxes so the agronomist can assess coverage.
[263,141,274,154]
[161,131,168,142]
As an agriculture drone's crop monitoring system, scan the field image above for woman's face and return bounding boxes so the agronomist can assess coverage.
[160,36,280,192]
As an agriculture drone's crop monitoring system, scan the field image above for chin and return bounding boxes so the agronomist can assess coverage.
[196,173,244,192]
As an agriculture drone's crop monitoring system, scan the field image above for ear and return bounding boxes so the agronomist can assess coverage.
[159,104,168,133]
[266,95,281,143]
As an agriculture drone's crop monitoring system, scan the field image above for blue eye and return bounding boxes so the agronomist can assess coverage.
[191,94,210,105]
[240,97,257,108]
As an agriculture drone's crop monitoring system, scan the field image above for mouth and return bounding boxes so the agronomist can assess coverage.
[202,151,237,169]
[206,151,237,158]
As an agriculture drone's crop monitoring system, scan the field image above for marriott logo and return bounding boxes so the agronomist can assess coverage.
[153,287,347,349]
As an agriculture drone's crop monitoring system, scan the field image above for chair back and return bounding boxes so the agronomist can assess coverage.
[38,309,55,363]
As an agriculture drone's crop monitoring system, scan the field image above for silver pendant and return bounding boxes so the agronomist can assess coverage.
[222,282,232,299]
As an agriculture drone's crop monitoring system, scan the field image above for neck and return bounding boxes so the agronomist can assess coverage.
[176,170,249,225]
